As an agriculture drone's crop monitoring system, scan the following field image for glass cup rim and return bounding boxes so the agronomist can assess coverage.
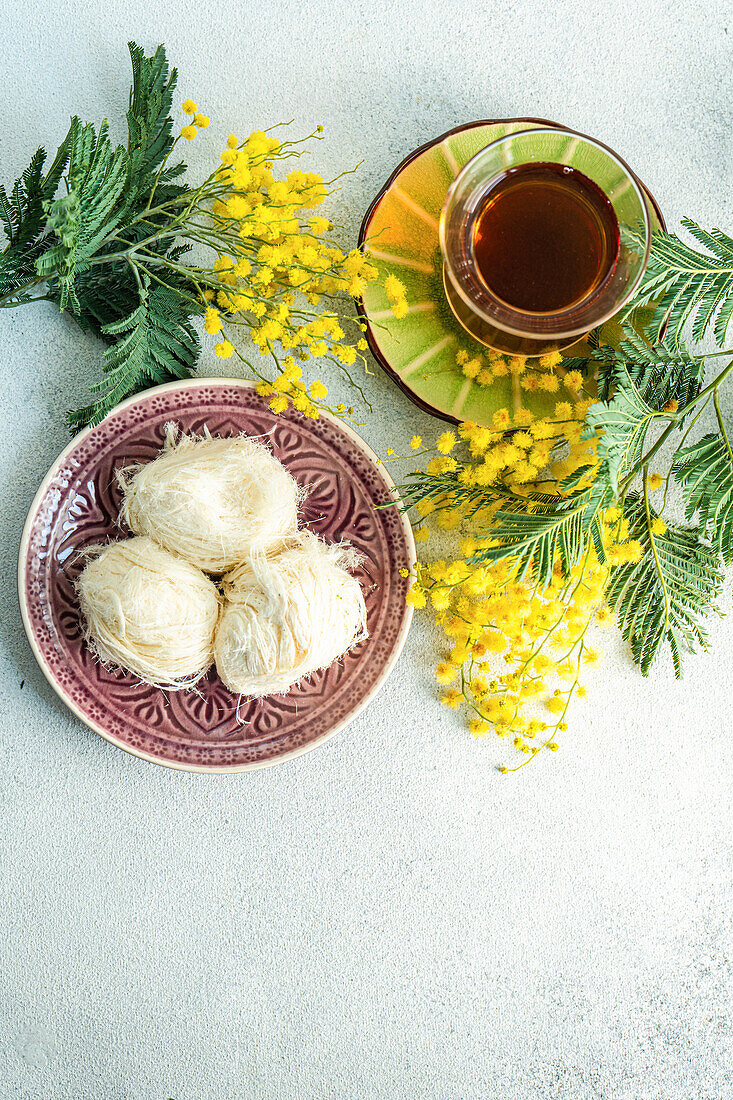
[439,126,652,340]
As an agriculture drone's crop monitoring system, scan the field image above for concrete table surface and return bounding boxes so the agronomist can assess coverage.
[0,2,731,1098]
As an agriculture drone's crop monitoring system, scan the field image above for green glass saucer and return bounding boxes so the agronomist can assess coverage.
[357,118,665,426]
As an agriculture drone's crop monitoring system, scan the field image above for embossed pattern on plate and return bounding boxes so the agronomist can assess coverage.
[19,380,414,771]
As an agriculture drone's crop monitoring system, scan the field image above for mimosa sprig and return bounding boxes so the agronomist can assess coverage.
[0,43,406,427]
[396,220,733,767]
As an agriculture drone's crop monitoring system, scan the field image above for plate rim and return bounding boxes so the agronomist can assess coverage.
[17,377,415,773]
[355,116,667,425]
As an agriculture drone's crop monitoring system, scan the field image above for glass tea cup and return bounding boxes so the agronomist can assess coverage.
[439,127,652,356]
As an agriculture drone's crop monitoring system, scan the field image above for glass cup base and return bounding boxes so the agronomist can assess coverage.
[441,267,581,357]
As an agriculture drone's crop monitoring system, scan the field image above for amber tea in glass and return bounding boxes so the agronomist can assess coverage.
[472,163,620,314]
[440,128,652,356]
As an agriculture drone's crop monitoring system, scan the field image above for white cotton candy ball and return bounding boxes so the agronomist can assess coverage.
[77,537,220,689]
[214,532,368,697]
[120,424,302,573]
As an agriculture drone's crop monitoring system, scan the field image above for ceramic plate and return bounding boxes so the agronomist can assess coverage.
[357,118,666,425]
[18,380,415,771]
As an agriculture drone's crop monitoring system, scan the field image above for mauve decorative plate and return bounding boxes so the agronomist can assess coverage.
[18,379,415,771]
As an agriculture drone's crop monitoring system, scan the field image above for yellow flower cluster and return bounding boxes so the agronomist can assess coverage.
[419,547,611,770]
[177,106,407,419]
[181,100,210,140]
[398,366,650,770]
[454,346,587,395]
[409,397,598,510]
[384,275,409,319]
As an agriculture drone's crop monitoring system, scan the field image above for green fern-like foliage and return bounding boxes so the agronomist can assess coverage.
[674,426,733,563]
[125,42,183,201]
[581,360,673,495]
[68,276,199,428]
[0,141,69,303]
[605,494,722,677]
[37,118,130,312]
[586,335,708,497]
[471,477,611,586]
[5,41,200,427]
[0,43,199,428]
[625,218,733,349]
[585,365,659,495]
[598,331,704,411]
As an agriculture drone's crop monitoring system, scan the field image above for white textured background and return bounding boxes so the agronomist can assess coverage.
[1,2,732,1098]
